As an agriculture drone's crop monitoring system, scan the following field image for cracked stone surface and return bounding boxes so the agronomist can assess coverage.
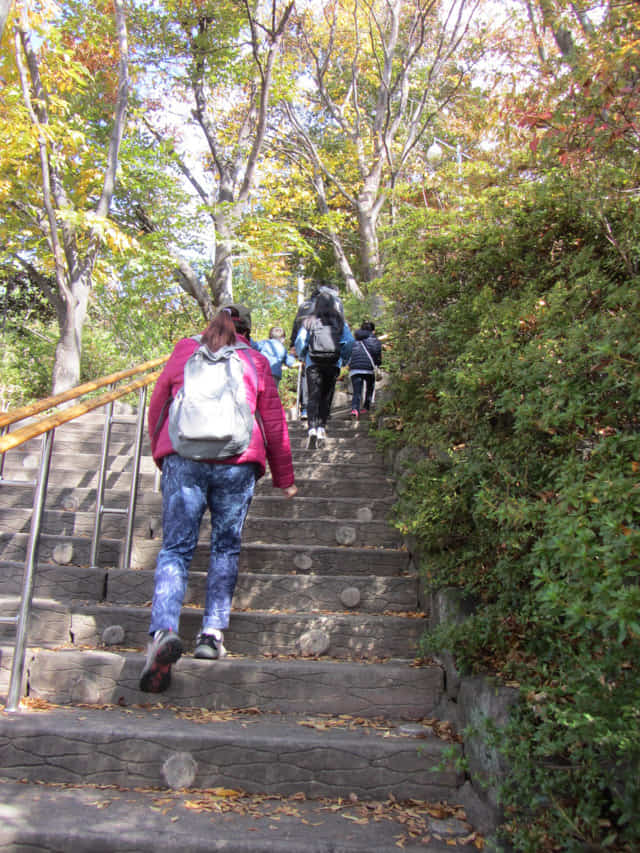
[26,651,444,718]
[67,607,424,659]
[106,570,417,613]
[0,708,463,800]
[0,777,470,852]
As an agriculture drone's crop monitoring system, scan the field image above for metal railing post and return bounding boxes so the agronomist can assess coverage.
[5,429,55,712]
[122,386,148,569]
[89,398,115,569]
[0,425,7,480]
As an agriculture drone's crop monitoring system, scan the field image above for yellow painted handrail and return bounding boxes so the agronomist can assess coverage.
[0,356,169,455]
[0,355,170,430]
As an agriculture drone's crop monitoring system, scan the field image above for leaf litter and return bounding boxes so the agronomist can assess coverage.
[8,699,477,845]
[8,777,484,848]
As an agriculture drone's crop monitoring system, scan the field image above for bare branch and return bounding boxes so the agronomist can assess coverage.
[96,0,130,218]
[283,102,358,207]
[13,24,70,296]
[141,115,213,213]
[12,253,61,313]
[174,257,215,319]
[240,0,295,201]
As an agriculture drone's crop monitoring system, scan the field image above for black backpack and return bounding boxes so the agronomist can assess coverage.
[307,289,344,363]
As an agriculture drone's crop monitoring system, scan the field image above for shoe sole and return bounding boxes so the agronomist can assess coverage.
[307,435,317,449]
[139,636,183,693]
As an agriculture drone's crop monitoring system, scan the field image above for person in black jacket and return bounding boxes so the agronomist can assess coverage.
[348,321,382,417]
[289,284,346,421]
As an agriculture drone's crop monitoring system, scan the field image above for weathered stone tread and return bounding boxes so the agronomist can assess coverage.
[0,705,463,800]
[0,777,471,852]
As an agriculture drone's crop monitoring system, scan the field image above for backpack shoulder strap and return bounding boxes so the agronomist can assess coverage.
[237,346,268,448]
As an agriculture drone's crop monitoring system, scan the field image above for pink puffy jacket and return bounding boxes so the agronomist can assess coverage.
[148,334,295,490]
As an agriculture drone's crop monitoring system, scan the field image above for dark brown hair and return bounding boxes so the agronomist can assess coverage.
[200,310,237,352]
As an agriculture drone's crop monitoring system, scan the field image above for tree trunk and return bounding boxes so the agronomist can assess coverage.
[311,171,363,297]
[51,276,89,394]
[209,239,234,306]
[175,257,214,320]
[209,170,236,306]
[331,237,363,297]
[357,204,381,284]
[14,0,129,393]
[0,0,12,40]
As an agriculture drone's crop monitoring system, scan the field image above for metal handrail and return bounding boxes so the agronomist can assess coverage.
[0,355,169,453]
[0,354,169,712]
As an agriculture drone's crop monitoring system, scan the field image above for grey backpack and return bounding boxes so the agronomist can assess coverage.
[168,341,257,460]
[308,317,341,363]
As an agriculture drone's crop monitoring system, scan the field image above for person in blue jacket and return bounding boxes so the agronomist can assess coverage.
[256,327,297,387]
[295,291,353,449]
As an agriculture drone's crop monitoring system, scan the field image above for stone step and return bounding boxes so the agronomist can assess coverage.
[0,477,396,510]
[0,535,410,575]
[7,421,371,459]
[136,540,412,576]
[2,452,389,483]
[0,776,471,853]
[0,562,419,614]
[7,647,442,719]
[12,431,383,461]
[0,485,394,520]
[0,705,464,801]
[0,598,426,659]
[1,507,403,549]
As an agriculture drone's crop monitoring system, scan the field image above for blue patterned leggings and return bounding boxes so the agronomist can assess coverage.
[149,454,258,636]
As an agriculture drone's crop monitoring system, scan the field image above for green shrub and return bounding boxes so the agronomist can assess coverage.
[0,323,57,407]
[378,171,640,851]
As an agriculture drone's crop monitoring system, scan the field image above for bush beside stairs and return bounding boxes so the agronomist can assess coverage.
[0,406,481,852]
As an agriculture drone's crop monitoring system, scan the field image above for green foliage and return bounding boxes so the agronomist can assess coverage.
[276,364,300,414]
[379,168,640,851]
[0,322,56,407]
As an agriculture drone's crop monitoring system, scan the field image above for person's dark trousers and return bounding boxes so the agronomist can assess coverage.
[363,372,375,409]
[350,373,375,412]
[306,362,339,429]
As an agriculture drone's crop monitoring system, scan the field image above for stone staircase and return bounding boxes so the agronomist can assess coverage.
[0,406,480,852]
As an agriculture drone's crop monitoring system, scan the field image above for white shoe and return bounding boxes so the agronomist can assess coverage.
[316,426,326,448]
[307,427,317,449]
[194,630,227,660]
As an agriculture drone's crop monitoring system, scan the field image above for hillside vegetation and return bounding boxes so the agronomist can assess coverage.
[378,167,639,852]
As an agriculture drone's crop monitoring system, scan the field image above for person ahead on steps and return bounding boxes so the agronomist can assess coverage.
[141,304,297,693]
[255,326,297,387]
[289,285,343,421]
[348,321,382,416]
[294,289,353,449]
